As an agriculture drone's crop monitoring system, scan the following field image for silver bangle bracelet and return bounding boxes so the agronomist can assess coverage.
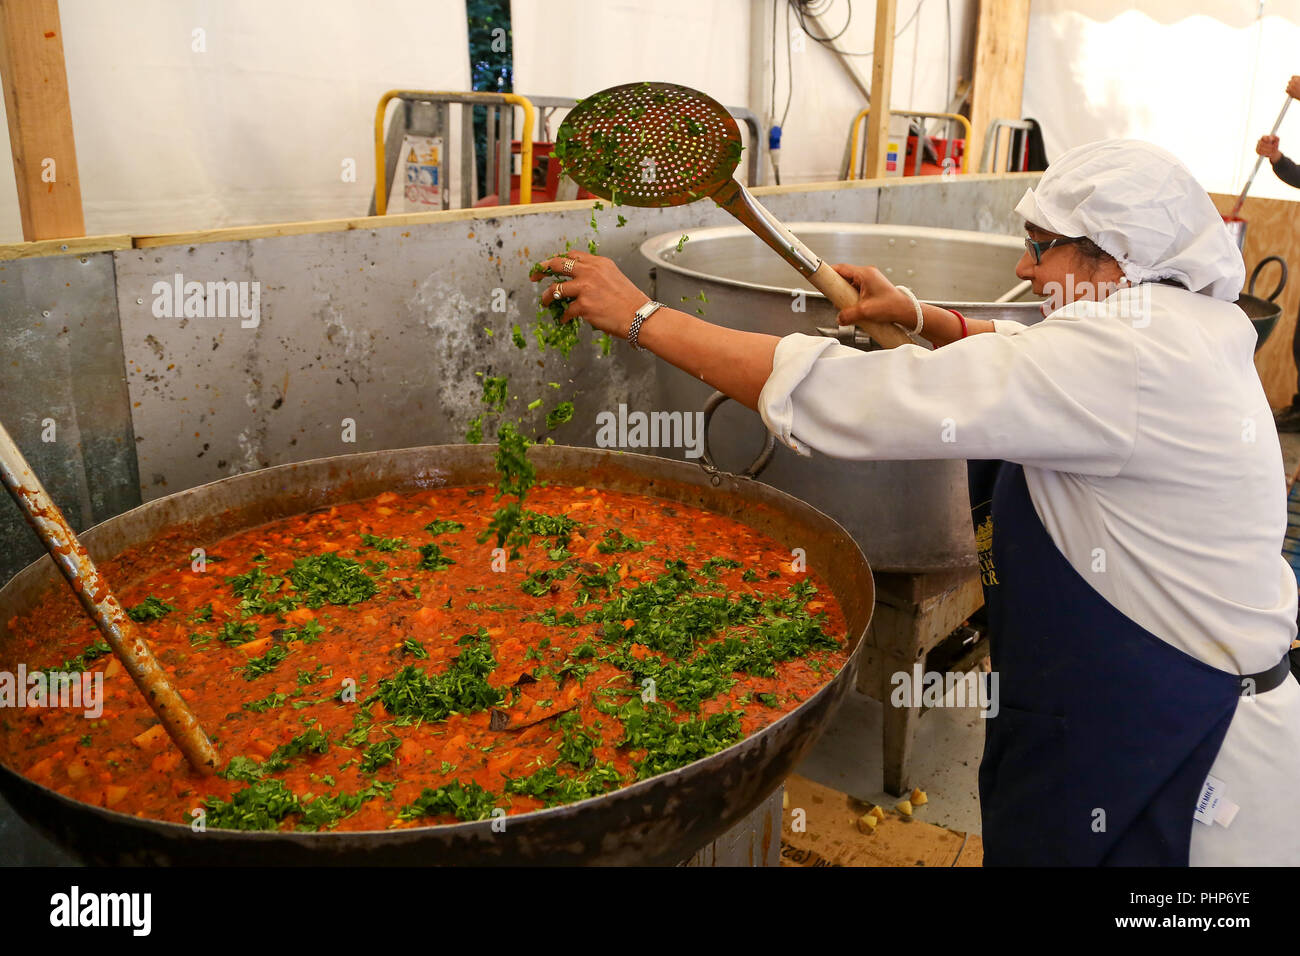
[896,285,924,336]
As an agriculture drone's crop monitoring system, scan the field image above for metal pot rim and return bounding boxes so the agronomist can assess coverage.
[640,221,1027,298]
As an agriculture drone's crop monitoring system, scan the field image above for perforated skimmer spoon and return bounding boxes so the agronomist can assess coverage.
[555,81,912,349]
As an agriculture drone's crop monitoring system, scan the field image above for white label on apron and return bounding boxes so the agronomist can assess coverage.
[1194,775,1238,827]
[1194,775,1224,826]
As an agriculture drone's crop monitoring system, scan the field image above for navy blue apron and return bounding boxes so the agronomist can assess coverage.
[968,459,1287,866]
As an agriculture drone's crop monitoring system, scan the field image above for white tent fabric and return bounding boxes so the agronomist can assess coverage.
[0,0,470,241]
[1022,0,1300,201]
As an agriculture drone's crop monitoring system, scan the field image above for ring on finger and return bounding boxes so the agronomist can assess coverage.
[562,258,576,275]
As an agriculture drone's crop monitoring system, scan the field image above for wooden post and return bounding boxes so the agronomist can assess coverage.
[864,0,897,180]
[0,0,84,240]
[968,0,1032,173]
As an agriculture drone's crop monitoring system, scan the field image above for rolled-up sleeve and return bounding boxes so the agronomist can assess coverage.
[756,308,1138,476]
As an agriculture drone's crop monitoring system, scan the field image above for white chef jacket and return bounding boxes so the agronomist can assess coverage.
[758,283,1300,865]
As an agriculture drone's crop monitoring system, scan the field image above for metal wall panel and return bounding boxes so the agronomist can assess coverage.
[112,186,881,501]
[875,174,1038,237]
[0,252,138,585]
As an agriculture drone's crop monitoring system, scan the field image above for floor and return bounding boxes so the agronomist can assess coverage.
[794,686,985,836]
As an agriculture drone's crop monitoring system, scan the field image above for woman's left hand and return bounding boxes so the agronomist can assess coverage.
[529,251,649,340]
[831,263,914,327]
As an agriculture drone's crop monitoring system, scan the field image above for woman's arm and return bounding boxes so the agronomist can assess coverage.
[830,263,997,346]
[528,251,1135,475]
[634,307,779,410]
[527,252,998,410]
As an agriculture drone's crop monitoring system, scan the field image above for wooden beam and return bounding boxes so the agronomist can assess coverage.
[864,0,897,180]
[0,0,83,240]
[1209,191,1300,410]
[968,0,1031,173]
[0,232,126,261]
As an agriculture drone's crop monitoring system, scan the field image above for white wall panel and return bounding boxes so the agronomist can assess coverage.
[0,0,470,241]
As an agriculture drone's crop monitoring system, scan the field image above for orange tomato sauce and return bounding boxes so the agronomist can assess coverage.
[0,484,848,831]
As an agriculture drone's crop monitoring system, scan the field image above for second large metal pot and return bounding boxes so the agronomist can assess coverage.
[644,223,1030,572]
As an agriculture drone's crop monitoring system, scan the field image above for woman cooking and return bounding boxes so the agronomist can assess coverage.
[530,139,1300,866]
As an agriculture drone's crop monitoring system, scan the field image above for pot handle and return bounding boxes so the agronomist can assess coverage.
[1249,255,1288,303]
[699,390,776,479]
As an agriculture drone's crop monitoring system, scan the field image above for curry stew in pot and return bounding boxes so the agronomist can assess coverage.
[0,484,847,832]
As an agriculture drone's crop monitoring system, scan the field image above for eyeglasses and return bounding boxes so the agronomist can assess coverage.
[1024,236,1084,265]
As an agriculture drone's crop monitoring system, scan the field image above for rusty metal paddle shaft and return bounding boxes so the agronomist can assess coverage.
[0,420,218,774]
[556,82,912,348]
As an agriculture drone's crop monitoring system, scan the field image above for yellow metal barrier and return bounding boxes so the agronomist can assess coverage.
[846,109,972,179]
[374,90,536,213]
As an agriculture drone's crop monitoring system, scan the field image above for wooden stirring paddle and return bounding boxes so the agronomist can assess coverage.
[0,420,218,774]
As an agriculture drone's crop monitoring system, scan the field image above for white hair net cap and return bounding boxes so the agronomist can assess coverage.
[1014,139,1245,301]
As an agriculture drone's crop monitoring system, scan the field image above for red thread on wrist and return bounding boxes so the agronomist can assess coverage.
[951,308,969,339]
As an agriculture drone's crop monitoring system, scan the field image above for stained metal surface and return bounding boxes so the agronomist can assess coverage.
[0,443,872,866]
[645,223,1030,572]
[680,785,782,866]
[875,174,1039,238]
[112,226,657,504]
[0,252,140,586]
[109,191,892,506]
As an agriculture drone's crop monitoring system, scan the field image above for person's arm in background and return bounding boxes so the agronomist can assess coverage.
[1255,76,1300,189]
[1257,135,1300,189]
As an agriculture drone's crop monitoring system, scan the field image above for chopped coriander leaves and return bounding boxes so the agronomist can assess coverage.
[417,542,455,571]
[596,528,650,554]
[126,595,175,622]
[424,519,465,536]
[360,533,404,552]
[371,633,502,723]
[359,736,401,773]
[56,639,111,673]
[242,643,291,680]
[503,762,622,806]
[243,691,289,713]
[546,402,574,430]
[287,553,377,608]
[398,780,501,822]
[227,566,298,617]
[216,621,258,646]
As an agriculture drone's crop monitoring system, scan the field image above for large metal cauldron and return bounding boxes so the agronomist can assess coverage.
[645,223,1031,572]
[0,445,872,866]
